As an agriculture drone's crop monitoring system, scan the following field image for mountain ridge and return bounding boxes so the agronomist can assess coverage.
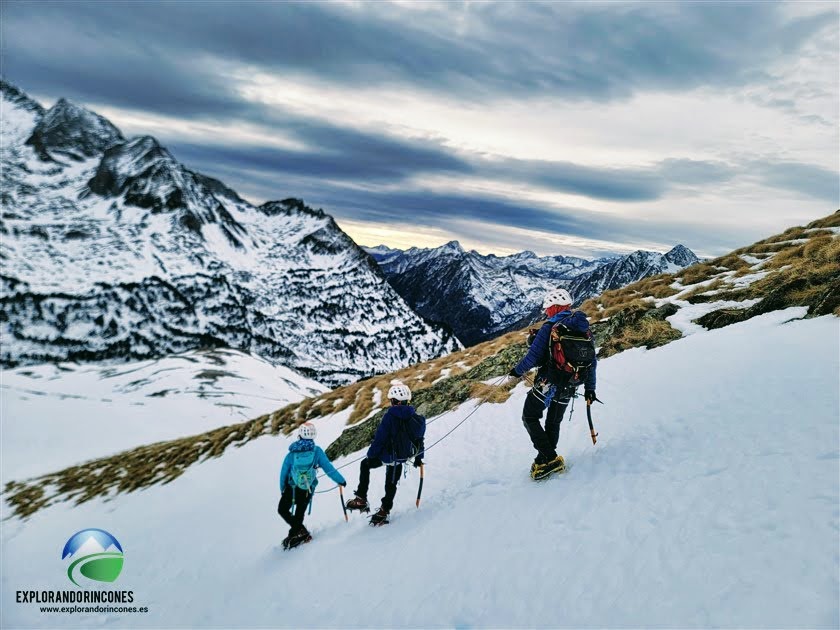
[0,79,460,385]
[365,240,699,345]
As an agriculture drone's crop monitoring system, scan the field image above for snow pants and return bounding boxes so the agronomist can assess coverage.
[355,458,402,511]
[278,485,312,533]
[522,387,570,462]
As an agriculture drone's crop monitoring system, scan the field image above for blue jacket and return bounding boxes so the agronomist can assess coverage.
[280,439,346,490]
[513,310,597,391]
[367,404,426,464]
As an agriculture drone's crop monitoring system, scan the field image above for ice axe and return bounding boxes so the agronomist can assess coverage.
[586,400,599,445]
[416,463,425,508]
[338,485,348,522]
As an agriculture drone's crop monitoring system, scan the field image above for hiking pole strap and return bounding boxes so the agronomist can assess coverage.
[339,485,348,522]
[416,463,425,508]
[586,400,598,445]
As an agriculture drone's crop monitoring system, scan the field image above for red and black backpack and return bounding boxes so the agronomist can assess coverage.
[548,312,596,384]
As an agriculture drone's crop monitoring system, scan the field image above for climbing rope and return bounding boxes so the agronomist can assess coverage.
[311,373,510,494]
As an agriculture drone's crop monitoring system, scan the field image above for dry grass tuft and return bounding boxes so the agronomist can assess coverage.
[347,385,376,425]
[807,211,840,229]
[469,381,515,404]
[599,318,683,358]
[680,278,727,303]
[757,226,810,245]
[677,262,724,285]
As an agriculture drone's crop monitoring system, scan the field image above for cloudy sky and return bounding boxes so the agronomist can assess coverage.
[2,1,838,258]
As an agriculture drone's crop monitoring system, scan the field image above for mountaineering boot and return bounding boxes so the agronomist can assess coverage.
[284,526,312,550]
[346,495,370,513]
[369,507,390,527]
[532,455,566,481]
[529,453,552,479]
[281,526,298,550]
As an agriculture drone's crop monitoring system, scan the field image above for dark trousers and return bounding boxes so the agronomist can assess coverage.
[355,457,402,511]
[277,485,312,534]
[522,388,570,462]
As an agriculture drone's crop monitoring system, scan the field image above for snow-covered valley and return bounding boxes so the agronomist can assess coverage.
[1,349,325,480]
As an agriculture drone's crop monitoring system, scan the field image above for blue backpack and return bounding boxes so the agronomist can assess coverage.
[290,443,317,491]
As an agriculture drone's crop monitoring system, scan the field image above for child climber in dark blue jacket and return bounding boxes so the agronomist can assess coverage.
[345,382,426,526]
[278,422,346,549]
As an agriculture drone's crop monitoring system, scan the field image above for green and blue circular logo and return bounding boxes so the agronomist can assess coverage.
[61,529,124,587]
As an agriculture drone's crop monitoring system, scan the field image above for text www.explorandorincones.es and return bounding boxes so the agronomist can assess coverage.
[39,605,149,614]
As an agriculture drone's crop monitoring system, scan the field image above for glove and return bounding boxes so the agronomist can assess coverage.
[501,370,520,387]
[340,482,347,487]
[584,390,597,403]
[413,457,423,468]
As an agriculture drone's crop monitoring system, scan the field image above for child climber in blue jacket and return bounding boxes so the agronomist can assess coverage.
[279,422,346,549]
[346,382,426,526]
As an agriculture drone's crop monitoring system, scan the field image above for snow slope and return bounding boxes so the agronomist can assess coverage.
[2,308,837,628]
[0,349,325,480]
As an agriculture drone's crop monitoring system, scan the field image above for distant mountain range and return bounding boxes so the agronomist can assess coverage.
[0,80,459,386]
[365,241,699,345]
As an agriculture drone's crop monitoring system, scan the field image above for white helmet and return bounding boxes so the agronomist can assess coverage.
[298,422,317,440]
[387,382,412,402]
[542,287,572,309]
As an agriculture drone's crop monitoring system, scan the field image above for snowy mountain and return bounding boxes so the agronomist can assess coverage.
[366,241,698,345]
[568,244,701,303]
[0,80,459,385]
[362,244,400,261]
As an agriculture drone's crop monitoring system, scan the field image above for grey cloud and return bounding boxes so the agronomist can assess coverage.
[751,161,840,202]
[170,137,471,183]
[3,1,835,105]
[657,159,736,186]
[168,121,836,206]
[481,158,663,202]
[168,131,736,202]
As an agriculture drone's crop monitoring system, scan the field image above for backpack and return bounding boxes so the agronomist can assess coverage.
[387,410,423,463]
[290,448,317,491]
[549,311,596,384]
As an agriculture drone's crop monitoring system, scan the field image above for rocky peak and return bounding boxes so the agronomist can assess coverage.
[86,136,175,199]
[664,244,700,267]
[259,198,326,219]
[25,97,124,162]
[85,135,248,246]
[0,78,45,116]
[438,240,465,255]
